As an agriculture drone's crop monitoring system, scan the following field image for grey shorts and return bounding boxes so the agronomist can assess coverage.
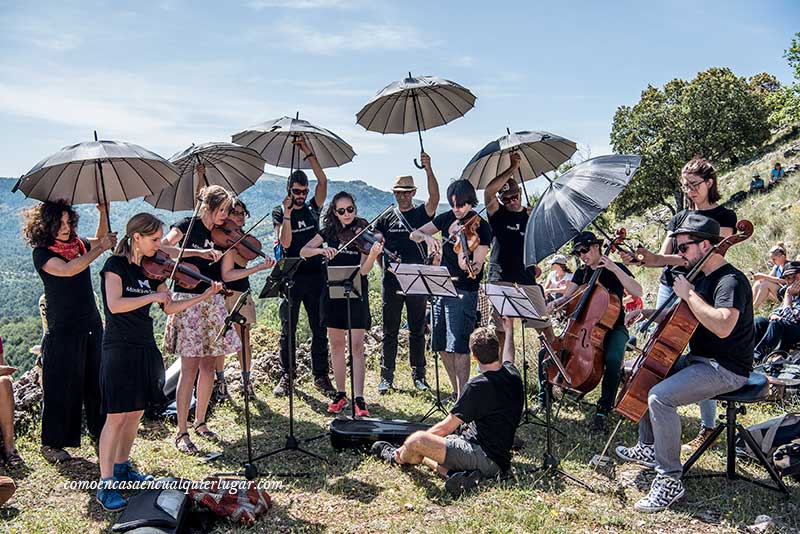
[442,435,500,477]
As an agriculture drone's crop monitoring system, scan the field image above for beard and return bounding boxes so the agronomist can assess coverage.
[292,196,306,207]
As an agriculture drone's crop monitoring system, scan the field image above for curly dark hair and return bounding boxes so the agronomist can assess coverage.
[322,191,357,236]
[22,200,79,248]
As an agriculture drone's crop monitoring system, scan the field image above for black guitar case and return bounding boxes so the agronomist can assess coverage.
[329,418,432,450]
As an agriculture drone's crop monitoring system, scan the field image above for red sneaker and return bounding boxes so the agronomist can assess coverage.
[354,398,370,417]
[328,393,348,414]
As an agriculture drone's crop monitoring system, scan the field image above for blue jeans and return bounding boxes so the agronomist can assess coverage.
[754,316,800,360]
[657,282,717,429]
[432,290,478,354]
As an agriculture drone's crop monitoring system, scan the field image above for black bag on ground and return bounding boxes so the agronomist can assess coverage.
[773,439,800,481]
[736,413,800,464]
[111,487,189,533]
[330,418,431,450]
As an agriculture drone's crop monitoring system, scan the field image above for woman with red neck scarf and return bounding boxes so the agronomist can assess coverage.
[22,200,117,462]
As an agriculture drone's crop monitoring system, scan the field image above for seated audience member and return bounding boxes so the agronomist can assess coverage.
[370,326,523,496]
[770,162,785,186]
[749,173,765,194]
[0,337,23,467]
[753,261,800,361]
[543,255,572,302]
[752,243,789,308]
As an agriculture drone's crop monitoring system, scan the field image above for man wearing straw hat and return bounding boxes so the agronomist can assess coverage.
[374,152,440,394]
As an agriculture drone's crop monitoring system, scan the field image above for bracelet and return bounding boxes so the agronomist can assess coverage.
[303,153,315,161]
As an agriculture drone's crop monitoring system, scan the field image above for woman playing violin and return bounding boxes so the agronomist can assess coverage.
[161,179,241,455]
[300,192,383,416]
[96,213,224,511]
[543,231,641,433]
[410,180,492,400]
[219,198,276,400]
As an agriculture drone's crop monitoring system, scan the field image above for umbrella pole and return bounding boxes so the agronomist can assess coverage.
[410,85,425,170]
[93,131,112,232]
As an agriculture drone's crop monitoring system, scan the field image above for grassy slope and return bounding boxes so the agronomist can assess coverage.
[2,137,800,533]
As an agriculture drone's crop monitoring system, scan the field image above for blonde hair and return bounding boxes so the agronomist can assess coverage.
[199,185,233,216]
[115,213,163,259]
[770,242,786,256]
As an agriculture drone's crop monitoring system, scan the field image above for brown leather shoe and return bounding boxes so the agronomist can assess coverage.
[681,426,716,453]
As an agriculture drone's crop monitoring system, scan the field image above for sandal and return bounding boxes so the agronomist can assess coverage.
[4,449,23,468]
[174,432,199,455]
[192,421,219,442]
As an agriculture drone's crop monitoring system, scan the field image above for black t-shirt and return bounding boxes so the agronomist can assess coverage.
[100,255,163,344]
[450,362,523,472]
[272,198,323,276]
[660,206,737,286]
[173,217,221,295]
[318,225,368,297]
[32,239,101,329]
[571,261,634,329]
[225,257,251,293]
[488,205,534,285]
[689,263,754,377]
[432,210,492,292]
[374,204,434,288]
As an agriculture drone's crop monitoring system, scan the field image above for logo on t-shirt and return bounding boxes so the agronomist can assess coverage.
[137,279,151,289]
[506,223,520,232]
[203,238,214,249]
[297,220,307,229]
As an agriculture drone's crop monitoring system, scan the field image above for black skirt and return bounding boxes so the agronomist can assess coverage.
[100,342,167,414]
[321,274,372,330]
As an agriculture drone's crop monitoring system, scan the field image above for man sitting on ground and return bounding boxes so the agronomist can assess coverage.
[753,260,800,362]
[371,325,523,496]
[749,172,765,194]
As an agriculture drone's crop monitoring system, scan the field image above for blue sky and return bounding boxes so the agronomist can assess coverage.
[0,0,797,197]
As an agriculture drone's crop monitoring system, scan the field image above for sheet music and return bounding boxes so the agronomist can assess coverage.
[390,263,458,298]
[482,283,543,320]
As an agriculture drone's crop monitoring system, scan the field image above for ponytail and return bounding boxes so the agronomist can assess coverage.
[115,213,163,261]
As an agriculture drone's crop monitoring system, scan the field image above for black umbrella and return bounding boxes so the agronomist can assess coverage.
[356,72,476,169]
[523,154,642,266]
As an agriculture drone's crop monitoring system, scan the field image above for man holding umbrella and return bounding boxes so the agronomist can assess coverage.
[374,152,440,394]
[271,138,335,397]
[483,152,554,359]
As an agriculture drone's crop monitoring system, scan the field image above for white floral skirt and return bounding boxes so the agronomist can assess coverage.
[164,293,241,357]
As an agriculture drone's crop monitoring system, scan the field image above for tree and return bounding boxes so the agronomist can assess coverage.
[786,32,800,80]
[610,68,770,217]
[767,32,800,129]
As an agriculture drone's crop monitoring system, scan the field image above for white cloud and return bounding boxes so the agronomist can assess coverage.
[247,0,357,9]
[271,22,428,54]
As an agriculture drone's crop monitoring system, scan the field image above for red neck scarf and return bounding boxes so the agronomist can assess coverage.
[48,237,87,261]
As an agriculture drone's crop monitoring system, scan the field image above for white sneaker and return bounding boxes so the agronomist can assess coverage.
[615,442,656,468]
[634,474,684,512]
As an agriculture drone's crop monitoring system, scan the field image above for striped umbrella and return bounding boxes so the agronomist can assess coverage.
[356,73,476,168]
[144,142,266,211]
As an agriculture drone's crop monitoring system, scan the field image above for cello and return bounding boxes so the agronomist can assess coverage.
[546,229,628,393]
[615,220,754,423]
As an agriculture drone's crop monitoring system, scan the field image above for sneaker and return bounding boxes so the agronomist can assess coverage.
[273,373,291,397]
[113,460,154,483]
[377,378,393,395]
[314,375,336,397]
[96,480,128,512]
[590,408,609,434]
[413,378,430,392]
[354,397,370,417]
[634,474,684,513]
[370,440,397,464]
[445,469,483,497]
[681,426,715,453]
[328,392,348,414]
[615,442,656,468]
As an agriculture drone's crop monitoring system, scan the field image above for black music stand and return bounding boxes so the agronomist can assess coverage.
[482,283,549,431]
[326,265,363,419]
[247,258,328,475]
[390,263,458,422]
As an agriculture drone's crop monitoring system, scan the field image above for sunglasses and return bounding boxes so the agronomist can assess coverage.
[291,188,309,196]
[336,206,355,215]
[501,194,520,203]
[573,246,591,256]
[676,240,703,254]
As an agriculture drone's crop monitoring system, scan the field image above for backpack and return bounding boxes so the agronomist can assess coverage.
[736,413,800,464]
[112,487,189,534]
[773,439,800,481]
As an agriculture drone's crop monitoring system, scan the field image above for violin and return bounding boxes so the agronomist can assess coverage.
[452,213,481,279]
[338,217,401,262]
[141,250,231,296]
[546,228,627,393]
[211,218,266,261]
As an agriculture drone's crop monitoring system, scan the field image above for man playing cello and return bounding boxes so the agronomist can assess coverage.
[616,214,754,512]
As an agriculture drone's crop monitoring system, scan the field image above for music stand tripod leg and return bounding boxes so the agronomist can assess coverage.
[420,295,448,422]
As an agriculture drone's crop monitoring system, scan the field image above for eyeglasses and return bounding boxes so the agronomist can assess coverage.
[230,210,247,217]
[680,179,707,193]
[335,206,355,215]
[501,194,520,203]
[291,188,309,196]
[573,246,591,256]
[676,240,703,254]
